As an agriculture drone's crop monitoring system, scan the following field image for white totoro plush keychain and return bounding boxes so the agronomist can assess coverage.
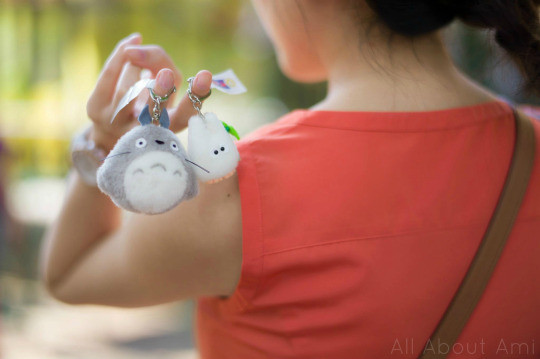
[186,76,241,184]
[97,69,245,215]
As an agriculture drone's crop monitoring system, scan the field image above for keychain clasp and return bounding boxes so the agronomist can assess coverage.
[149,85,176,125]
[187,77,212,120]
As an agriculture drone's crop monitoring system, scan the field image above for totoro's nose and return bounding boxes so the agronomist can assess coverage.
[155,140,165,145]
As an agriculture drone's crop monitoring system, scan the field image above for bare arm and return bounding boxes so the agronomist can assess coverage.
[40,34,242,307]
[42,171,242,307]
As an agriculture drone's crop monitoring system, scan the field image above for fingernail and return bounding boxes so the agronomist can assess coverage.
[194,76,208,94]
[125,33,140,44]
[157,73,174,90]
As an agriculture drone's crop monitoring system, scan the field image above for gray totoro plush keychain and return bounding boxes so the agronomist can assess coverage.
[97,104,201,215]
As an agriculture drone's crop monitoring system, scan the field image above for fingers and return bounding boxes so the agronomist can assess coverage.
[88,33,142,116]
[87,33,211,137]
[124,45,179,74]
[111,62,143,124]
[125,45,182,105]
[146,69,176,119]
[169,70,213,133]
[116,62,143,96]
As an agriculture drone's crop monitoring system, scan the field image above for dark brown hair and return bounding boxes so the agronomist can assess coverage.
[364,0,540,96]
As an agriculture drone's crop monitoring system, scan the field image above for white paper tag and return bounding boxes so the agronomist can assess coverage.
[111,79,155,123]
[210,69,247,95]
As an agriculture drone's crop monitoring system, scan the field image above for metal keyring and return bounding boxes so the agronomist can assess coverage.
[149,85,176,124]
[187,77,212,101]
[149,85,177,104]
[187,77,212,120]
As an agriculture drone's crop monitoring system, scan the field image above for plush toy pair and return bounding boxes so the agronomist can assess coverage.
[97,105,239,215]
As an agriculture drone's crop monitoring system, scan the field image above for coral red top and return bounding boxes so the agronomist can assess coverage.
[196,100,540,359]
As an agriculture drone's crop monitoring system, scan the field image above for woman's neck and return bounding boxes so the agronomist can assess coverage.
[309,9,498,112]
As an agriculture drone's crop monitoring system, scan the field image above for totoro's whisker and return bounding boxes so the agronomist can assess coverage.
[101,151,131,162]
[184,159,210,173]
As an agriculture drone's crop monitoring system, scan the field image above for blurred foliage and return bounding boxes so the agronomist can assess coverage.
[4,137,70,177]
[0,0,537,181]
[0,0,325,180]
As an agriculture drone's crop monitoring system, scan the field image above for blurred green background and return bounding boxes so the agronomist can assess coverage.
[1,0,538,358]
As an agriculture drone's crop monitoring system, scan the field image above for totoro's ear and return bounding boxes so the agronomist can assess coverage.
[138,104,152,126]
[159,108,170,129]
[205,113,224,131]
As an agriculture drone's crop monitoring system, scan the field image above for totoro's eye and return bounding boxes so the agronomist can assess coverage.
[170,142,179,151]
[213,149,219,156]
[220,146,225,151]
[135,138,147,148]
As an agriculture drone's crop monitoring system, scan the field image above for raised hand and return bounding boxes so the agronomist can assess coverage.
[86,33,212,152]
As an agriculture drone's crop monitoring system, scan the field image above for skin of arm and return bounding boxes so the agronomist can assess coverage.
[41,170,242,308]
[40,33,242,307]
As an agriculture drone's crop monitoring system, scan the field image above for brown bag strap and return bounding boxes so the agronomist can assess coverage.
[418,108,536,359]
